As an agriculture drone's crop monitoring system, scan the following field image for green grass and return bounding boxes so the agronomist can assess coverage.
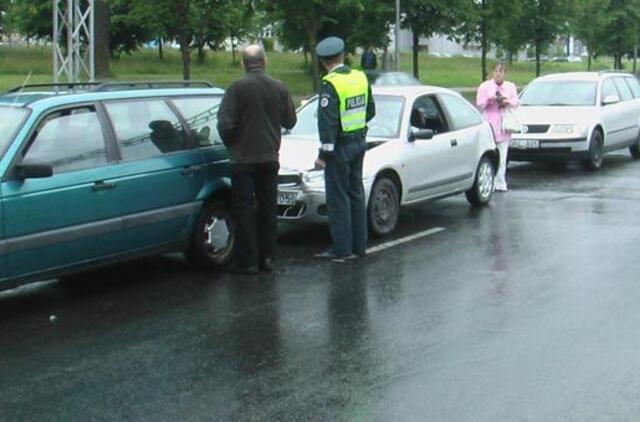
[0,45,629,97]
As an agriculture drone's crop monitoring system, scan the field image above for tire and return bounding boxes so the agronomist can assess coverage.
[629,131,640,159]
[465,155,495,206]
[185,199,235,269]
[583,129,604,171]
[367,177,400,237]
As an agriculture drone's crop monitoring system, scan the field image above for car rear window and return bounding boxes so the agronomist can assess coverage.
[0,106,29,153]
[520,81,597,106]
[625,77,640,98]
[613,78,633,101]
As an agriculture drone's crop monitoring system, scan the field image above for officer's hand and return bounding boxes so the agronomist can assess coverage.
[314,158,326,170]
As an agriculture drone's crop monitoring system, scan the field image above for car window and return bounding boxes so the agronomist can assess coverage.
[613,77,633,101]
[23,106,107,173]
[287,94,404,139]
[438,94,483,130]
[601,79,618,102]
[625,77,640,98]
[172,96,223,147]
[105,100,187,161]
[0,107,29,154]
[520,81,597,106]
[410,95,448,134]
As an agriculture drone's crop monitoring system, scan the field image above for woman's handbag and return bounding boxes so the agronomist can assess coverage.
[501,108,522,133]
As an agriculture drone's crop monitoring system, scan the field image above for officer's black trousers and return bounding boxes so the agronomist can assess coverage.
[324,139,368,256]
[231,161,279,268]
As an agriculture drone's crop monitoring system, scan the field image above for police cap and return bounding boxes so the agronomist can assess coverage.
[316,37,345,59]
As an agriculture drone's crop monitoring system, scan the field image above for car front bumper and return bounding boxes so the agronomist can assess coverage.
[508,136,589,162]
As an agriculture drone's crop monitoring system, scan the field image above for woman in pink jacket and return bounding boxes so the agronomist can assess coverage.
[476,62,519,191]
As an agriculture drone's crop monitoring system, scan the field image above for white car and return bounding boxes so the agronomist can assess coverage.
[511,71,640,170]
[277,85,499,236]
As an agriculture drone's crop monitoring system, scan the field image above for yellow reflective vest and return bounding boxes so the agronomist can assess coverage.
[322,69,369,133]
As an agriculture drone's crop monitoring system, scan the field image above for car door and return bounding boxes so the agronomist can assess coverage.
[169,95,231,190]
[600,78,628,145]
[612,77,639,144]
[403,94,459,201]
[1,104,122,279]
[102,98,207,252]
[438,93,485,187]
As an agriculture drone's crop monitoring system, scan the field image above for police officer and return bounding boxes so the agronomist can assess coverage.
[313,37,376,262]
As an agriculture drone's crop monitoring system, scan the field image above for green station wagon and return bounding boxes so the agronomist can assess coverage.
[0,81,235,290]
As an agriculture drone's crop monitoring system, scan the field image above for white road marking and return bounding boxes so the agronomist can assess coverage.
[366,227,446,255]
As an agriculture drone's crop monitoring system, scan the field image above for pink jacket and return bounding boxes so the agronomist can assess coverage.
[476,79,520,143]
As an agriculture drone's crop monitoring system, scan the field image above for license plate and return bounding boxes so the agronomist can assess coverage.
[510,139,539,149]
[278,192,297,206]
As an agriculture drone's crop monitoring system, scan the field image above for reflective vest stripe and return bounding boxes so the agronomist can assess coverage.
[323,69,369,133]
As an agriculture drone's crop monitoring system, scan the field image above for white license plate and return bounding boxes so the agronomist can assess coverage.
[510,139,539,149]
[278,192,297,206]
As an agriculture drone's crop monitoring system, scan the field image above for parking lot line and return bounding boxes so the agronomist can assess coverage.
[366,227,446,255]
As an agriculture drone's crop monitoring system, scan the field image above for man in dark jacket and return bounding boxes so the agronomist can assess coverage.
[217,44,297,274]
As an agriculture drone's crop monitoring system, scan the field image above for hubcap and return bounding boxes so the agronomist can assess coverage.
[374,188,395,228]
[204,216,230,256]
[478,161,494,199]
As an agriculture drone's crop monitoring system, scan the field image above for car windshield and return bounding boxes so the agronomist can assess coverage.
[0,106,29,152]
[520,81,597,106]
[287,94,404,139]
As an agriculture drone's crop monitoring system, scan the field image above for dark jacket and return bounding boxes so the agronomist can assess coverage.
[217,68,297,164]
[317,65,376,161]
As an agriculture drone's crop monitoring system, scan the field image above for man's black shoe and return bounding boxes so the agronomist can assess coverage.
[260,258,274,272]
[227,265,259,275]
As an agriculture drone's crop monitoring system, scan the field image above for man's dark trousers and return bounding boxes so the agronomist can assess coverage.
[324,138,368,257]
[231,161,279,267]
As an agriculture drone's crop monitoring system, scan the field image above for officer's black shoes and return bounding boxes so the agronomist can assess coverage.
[260,258,274,272]
[227,264,260,275]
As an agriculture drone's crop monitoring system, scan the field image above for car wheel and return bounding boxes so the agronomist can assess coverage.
[583,129,604,171]
[368,177,400,237]
[465,154,495,206]
[185,199,235,269]
[629,131,640,159]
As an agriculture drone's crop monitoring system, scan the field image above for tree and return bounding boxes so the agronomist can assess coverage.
[571,0,611,70]
[603,0,640,70]
[519,0,572,76]
[6,0,52,43]
[262,0,366,91]
[402,0,465,79]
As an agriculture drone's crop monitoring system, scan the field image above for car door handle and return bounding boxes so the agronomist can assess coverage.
[181,165,203,176]
[92,181,117,191]
[450,139,458,147]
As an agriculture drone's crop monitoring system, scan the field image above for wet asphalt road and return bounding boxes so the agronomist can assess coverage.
[2,154,640,421]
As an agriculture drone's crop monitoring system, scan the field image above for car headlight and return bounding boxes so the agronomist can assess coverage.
[303,170,324,184]
[552,124,581,134]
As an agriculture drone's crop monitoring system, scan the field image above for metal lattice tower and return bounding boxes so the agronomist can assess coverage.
[53,0,95,83]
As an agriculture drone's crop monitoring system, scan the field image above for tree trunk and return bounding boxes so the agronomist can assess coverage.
[94,0,110,79]
[535,41,541,77]
[308,31,320,92]
[197,36,206,63]
[231,36,236,63]
[588,53,592,71]
[634,44,638,75]
[412,31,419,79]
[179,37,191,80]
[158,38,164,60]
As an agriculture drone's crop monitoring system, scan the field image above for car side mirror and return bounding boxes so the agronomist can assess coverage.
[602,95,620,105]
[409,128,434,142]
[15,161,53,179]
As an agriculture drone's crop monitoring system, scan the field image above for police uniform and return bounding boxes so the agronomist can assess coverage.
[314,37,376,260]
